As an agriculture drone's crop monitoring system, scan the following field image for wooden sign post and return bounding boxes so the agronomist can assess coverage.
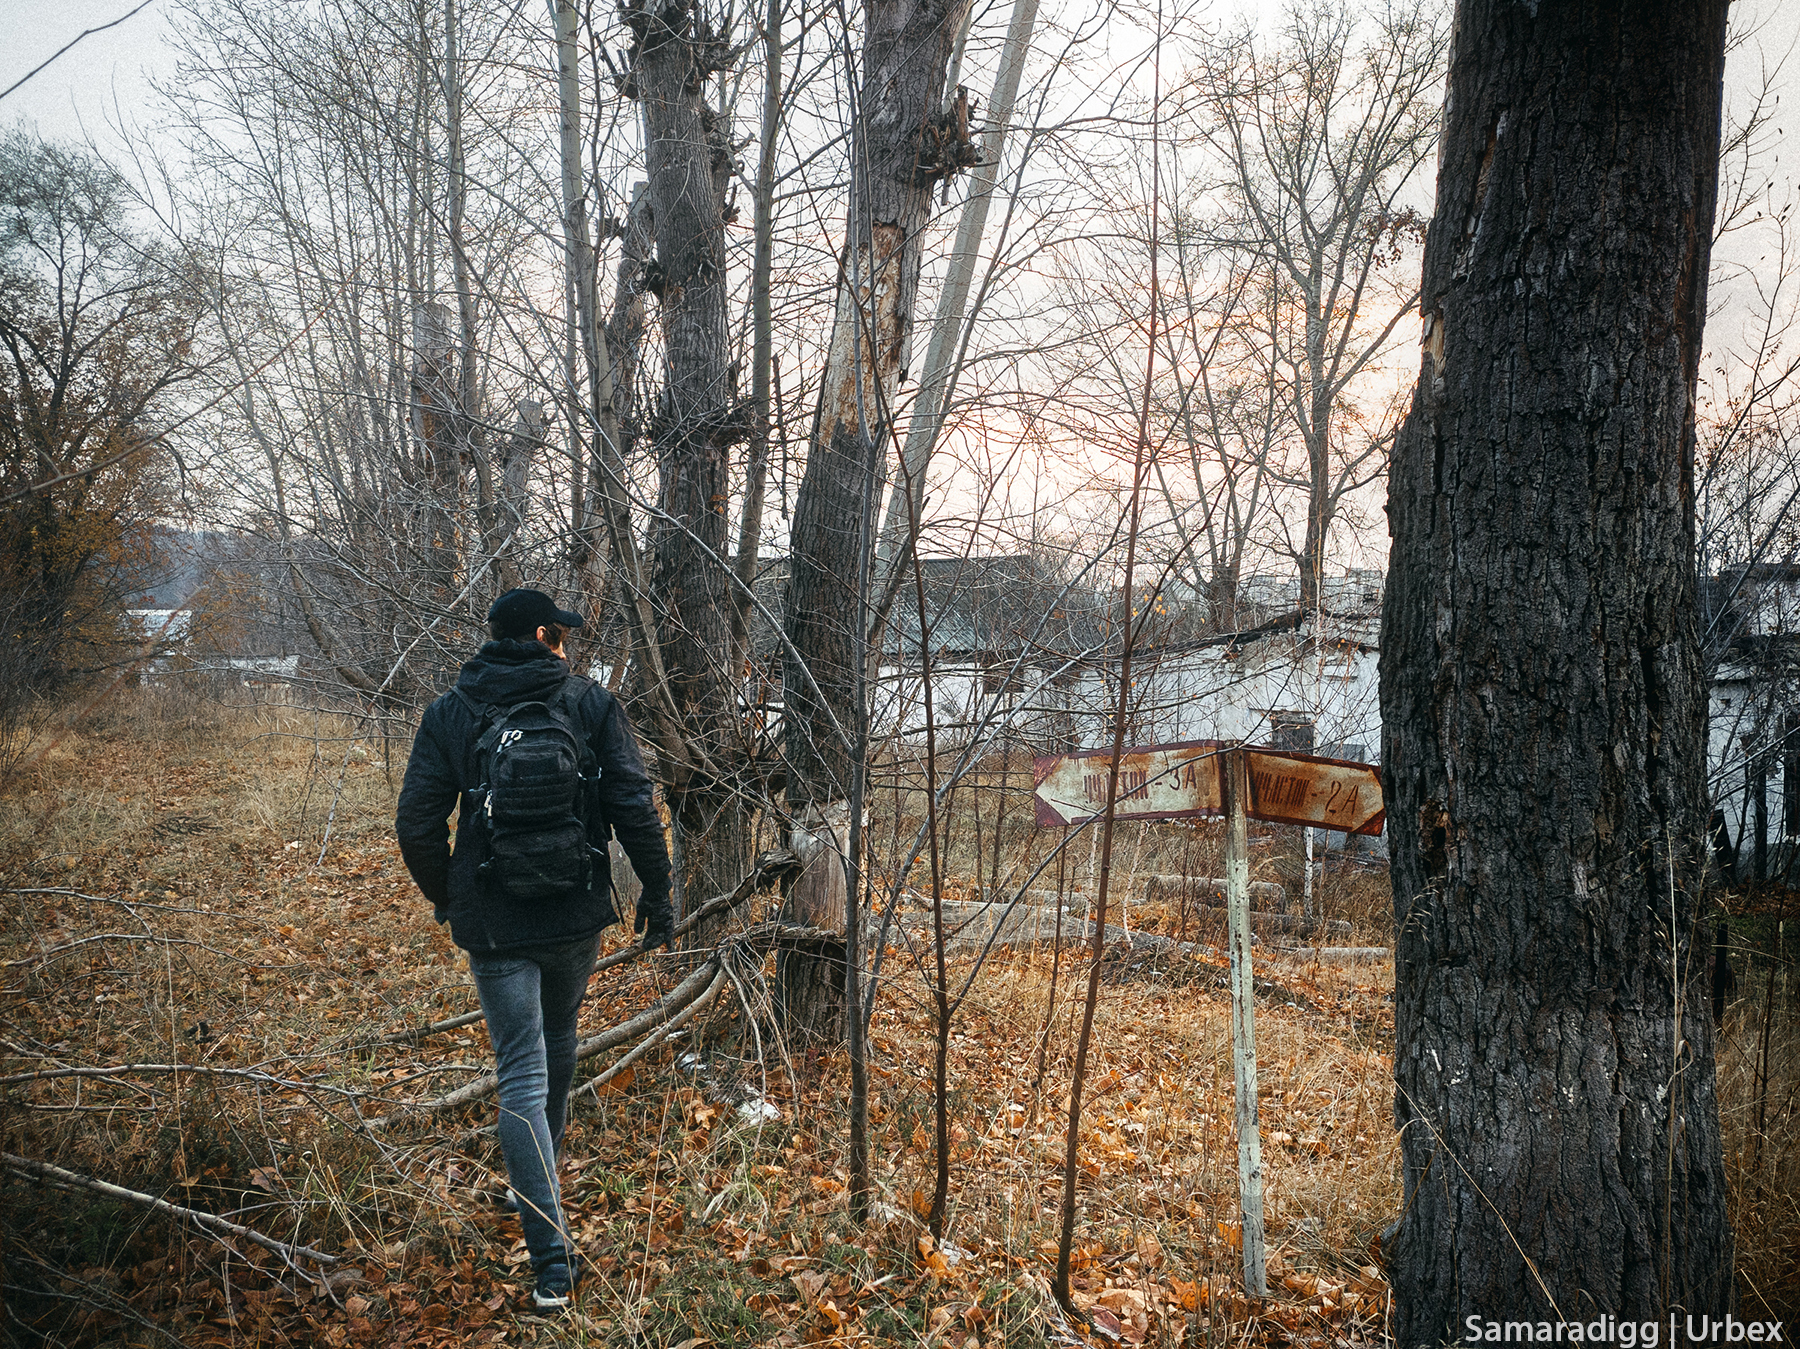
[1034,739,1383,1298]
[1221,746,1268,1296]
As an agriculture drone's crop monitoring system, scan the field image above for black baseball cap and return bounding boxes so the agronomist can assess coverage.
[488,588,585,639]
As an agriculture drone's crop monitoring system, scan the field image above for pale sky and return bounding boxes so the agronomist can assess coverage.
[9,0,1792,157]
[3,0,175,147]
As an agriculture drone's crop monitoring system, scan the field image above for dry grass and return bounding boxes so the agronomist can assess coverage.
[1,689,1789,1347]
[1716,949,1800,1321]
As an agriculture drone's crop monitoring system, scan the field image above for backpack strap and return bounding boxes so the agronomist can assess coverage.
[453,687,497,728]
[551,675,598,776]
[554,672,594,708]
[453,689,501,809]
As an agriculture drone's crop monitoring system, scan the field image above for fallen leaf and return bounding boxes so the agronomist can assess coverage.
[592,1065,635,1095]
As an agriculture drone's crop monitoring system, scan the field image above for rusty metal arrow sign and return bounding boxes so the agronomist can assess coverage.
[1033,741,1382,836]
[1031,739,1222,827]
[1242,748,1384,836]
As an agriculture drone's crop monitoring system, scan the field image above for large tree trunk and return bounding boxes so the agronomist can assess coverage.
[780,0,974,1040]
[629,0,754,935]
[1379,3,1733,1340]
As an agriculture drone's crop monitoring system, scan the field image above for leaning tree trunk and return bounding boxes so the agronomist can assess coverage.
[780,0,975,1040]
[1379,3,1733,1341]
[628,0,754,938]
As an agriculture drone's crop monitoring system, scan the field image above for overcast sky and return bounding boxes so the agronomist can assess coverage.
[7,0,1795,151]
[2,0,1795,382]
[4,0,1792,581]
[4,0,175,147]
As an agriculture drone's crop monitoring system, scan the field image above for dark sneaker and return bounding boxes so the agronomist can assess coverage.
[532,1261,575,1311]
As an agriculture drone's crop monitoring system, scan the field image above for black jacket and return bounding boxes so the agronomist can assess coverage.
[395,639,673,952]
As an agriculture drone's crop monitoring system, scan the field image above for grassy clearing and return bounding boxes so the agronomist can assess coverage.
[1,688,1790,1346]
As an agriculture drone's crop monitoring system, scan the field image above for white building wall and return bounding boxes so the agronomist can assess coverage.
[868,617,1383,764]
[1709,661,1796,878]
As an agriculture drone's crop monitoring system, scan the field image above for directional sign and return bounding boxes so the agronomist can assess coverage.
[1033,740,1383,836]
[1033,740,1222,827]
[1242,748,1384,836]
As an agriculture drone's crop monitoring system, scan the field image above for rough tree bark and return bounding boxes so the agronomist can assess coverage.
[627,0,754,937]
[780,0,975,1039]
[1378,2,1734,1339]
[728,0,783,675]
[551,0,697,811]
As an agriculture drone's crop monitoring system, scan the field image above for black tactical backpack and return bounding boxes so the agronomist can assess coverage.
[457,679,598,902]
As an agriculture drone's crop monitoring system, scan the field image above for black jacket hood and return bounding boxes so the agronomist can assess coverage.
[454,639,570,707]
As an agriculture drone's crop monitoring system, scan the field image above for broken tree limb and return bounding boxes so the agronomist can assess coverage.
[1140,874,1287,909]
[897,899,1346,951]
[576,966,728,1099]
[0,1062,369,1098]
[3,1152,339,1266]
[357,1006,488,1048]
[373,913,835,1121]
[592,847,804,978]
[2,933,284,968]
[1166,905,1349,940]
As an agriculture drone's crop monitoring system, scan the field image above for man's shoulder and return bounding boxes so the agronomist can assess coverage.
[424,684,476,719]
[562,673,616,724]
[415,684,489,747]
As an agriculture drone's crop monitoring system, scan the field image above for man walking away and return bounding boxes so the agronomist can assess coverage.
[395,589,674,1309]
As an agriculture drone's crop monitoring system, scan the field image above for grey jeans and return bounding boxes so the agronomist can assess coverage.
[467,933,601,1271]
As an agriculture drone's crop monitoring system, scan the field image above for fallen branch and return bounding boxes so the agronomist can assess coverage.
[3,887,234,917]
[3,1152,339,1267]
[0,1063,368,1098]
[1157,903,1349,939]
[355,1006,487,1049]
[3,933,291,969]
[592,847,803,977]
[733,922,844,949]
[1139,873,1287,908]
[576,966,728,1098]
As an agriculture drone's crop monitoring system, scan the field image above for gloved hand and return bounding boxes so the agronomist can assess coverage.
[635,901,674,951]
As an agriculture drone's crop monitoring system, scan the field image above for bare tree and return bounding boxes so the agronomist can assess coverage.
[160,0,562,709]
[620,0,759,928]
[1185,0,1445,610]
